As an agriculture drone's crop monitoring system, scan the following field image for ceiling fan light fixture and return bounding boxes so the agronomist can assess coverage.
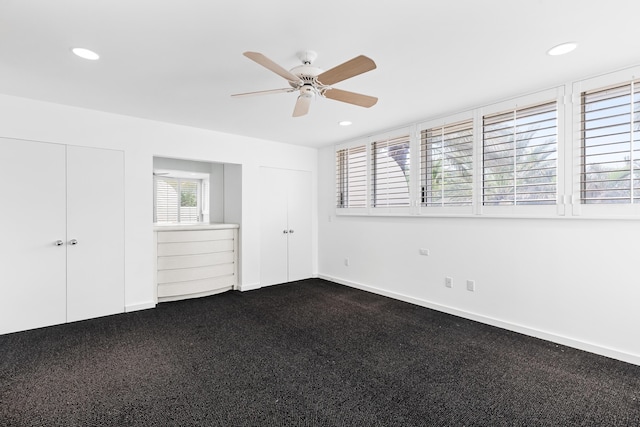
[72,47,100,60]
[547,42,577,56]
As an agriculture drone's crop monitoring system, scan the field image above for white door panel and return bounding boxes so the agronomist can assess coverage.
[260,167,289,287]
[260,167,312,287]
[66,146,124,322]
[0,138,67,334]
[287,170,312,282]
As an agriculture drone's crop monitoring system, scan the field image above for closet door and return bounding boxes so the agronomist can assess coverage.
[66,146,124,322]
[260,167,289,287]
[0,138,67,334]
[287,169,312,282]
[260,167,312,287]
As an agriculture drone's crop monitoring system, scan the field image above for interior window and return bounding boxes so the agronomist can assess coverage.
[154,170,210,223]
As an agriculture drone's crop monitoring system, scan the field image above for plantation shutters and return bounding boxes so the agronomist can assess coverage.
[371,135,411,207]
[421,120,473,206]
[155,177,200,223]
[580,81,640,204]
[482,101,558,206]
[336,144,367,208]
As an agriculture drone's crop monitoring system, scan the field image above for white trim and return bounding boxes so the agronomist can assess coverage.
[318,274,640,367]
[417,109,475,132]
[479,87,561,118]
[238,282,261,292]
[125,301,156,312]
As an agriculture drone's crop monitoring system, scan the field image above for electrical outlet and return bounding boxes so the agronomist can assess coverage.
[344,258,350,267]
[419,248,430,256]
[467,280,475,292]
[445,277,453,288]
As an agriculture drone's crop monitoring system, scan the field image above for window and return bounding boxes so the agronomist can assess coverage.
[371,134,411,207]
[580,80,640,204]
[482,101,558,206]
[420,119,473,207]
[154,176,203,223]
[336,144,367,208]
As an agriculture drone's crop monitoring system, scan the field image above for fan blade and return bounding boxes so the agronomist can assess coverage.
[316,55,376,86]
[231,88,295,97]
[243,51,301,83]
[323,88,378,108]
[292,95,312,117]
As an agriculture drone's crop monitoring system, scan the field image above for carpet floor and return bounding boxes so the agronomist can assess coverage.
[1,278,639,426]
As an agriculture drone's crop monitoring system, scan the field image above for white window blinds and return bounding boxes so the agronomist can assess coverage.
[371,135,411,207]
[421,120,473,207]
[580,80,640,204]
[155,177,201,223]
[336,144,367,208]
[482,101,558,206]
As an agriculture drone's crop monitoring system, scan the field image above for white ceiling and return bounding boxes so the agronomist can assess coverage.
[1,1,639,148]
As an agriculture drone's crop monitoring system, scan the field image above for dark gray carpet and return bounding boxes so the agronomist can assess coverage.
[1,278,639,426]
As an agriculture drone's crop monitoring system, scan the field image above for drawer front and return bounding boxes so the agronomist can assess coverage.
[157,239,234,256]
[157,251,234,270]
[157,229,235,243]
[157,263,235,284]
[157,276,235,298]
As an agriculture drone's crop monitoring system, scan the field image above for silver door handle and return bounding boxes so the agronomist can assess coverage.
[289,229,294,234]
[54,240,64,246]
[69,239,78,245]
[282,230,289,234]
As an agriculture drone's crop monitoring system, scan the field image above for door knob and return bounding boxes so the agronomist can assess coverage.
[54,240,64,246]
[69,239,78,245]
[289,229,294,234]
[282,230,289,234]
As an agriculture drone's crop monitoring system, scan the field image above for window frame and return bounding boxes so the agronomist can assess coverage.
[334,138,370,215]
[154,172,209,224]
[478,88,564,218]
[333,65,640,220]
[417,111,476,216]
[571,65,640,218]
[368,127,414,215]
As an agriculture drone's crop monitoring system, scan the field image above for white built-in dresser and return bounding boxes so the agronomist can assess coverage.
[154,223,239,302]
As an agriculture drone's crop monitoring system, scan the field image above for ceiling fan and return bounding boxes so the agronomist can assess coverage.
[231,50,378,117]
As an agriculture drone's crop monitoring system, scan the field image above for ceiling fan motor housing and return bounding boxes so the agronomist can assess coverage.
[289,64,323,87]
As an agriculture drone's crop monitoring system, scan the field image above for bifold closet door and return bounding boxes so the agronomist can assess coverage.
[66,146,124,323]
[0,138,67,334]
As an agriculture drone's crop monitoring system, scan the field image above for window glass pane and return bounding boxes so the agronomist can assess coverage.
[421,120,473,207]
[336,144,367,208]
[581,82,638,204]
[154,176,201,223]
[180,180,199,222]
[483,101,557,206]
[371,135,411,207]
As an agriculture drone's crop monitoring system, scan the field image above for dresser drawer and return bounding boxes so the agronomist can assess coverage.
[157,228,235,243]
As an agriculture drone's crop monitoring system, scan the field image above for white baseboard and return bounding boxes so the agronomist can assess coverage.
[318,274,640,367]
[238,282,261,292]
[125,301,156,313]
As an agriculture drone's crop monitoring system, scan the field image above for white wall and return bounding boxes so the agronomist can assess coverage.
[317,145,640,365]
[0,93,318,311]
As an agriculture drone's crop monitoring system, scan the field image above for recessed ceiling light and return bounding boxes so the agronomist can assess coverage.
[339,121,352,126]
[72,47,100,61]
[547,42,577,56]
